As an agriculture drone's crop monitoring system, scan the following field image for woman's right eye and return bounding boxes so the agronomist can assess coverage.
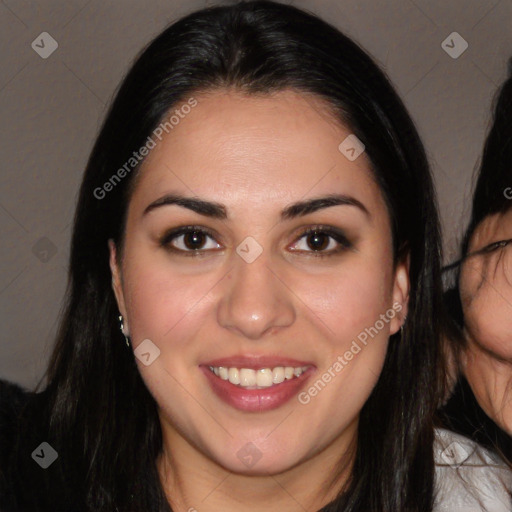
[159,226,222,256]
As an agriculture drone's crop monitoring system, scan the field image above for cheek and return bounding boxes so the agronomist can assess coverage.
[461,255,512,358]
[298,258,394,340]
[459,259,483,307]
[292,262,394,444]
[122,256,219,352]
[465,293,512,358]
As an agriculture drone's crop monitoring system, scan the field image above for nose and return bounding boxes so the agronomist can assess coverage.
[217,248,296,340]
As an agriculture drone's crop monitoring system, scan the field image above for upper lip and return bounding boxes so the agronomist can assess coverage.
[201,355,316,369]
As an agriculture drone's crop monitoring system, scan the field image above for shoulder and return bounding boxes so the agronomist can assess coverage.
[0,378,33,460]
[0,379,81,511]
[433,427,512,512]
[0,379,40,510]
[0,378,32,414]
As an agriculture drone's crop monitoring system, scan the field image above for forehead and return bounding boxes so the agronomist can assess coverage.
[128,88,385,217]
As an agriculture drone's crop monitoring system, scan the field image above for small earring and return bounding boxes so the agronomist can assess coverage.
[400,315,407,337]
[118,315,131,347]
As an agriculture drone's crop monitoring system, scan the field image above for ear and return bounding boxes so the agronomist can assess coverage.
[108,239,129,334]
[389,253,410,335]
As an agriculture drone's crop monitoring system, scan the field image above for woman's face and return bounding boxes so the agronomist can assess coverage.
[459,208,512,433]
[110,89,408,477]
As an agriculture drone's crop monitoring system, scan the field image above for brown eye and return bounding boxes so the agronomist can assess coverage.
[290,226,353,257]
[183,231,207,250]
[306,232,330,251]
[159,226,222,256]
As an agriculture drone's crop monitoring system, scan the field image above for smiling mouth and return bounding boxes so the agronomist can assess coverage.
[208,365,310,389]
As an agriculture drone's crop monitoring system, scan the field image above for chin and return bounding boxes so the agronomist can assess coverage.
[207,436,304,476]
[219,454,299,476]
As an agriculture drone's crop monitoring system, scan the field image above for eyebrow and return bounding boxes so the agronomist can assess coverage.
[143,192,370,220]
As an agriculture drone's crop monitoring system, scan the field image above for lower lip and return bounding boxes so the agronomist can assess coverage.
[200,366,314,412]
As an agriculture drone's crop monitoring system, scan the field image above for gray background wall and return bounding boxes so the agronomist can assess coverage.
[1,0,511,389]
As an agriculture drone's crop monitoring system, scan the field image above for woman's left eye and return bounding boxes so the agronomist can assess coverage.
[289,227,352,257]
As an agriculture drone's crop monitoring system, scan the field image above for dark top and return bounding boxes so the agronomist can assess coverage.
[0,379,77,512]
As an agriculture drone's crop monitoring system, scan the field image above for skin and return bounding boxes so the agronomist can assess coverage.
[459,208,512,435]
[109,89,409,512]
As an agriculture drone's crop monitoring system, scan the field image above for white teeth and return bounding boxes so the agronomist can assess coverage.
[272,366,285,384]
[240,368,256,387]
[256,368,273,387]
[228,367,240,385]
[209,365,309,388]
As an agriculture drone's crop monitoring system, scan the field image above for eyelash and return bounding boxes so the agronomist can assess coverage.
[469,238,512,258]
[481,239,511,253]
[158,225,353,258]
